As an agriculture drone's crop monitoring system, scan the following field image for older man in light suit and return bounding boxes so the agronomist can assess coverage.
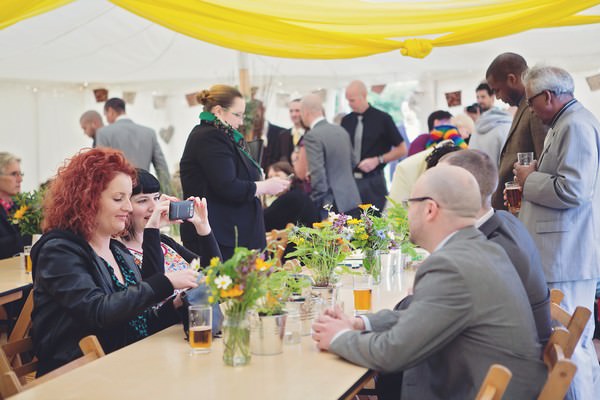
[515,65,600,399]
[313,165,546,400]
[96,98,171,190]
[300,94,361,217]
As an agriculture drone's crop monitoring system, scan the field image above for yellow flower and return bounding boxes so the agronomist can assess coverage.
[359,204,372,211]
[255,258,271,271]
[209,257,220,267]
[220,285,244,298]
[313,222,325,228]
[208,296,214,303]
[13,205,28,220]
[347,218,360,225]
[359,233,369,240]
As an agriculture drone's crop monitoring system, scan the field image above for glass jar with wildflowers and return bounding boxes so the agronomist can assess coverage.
[204,248,275,366]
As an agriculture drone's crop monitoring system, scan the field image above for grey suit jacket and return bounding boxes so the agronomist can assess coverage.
[480,210,551,344]
[303,120,361,213]
[96,118,170,183]
[492,98,547,210]
[330,227,546,400]
[519,101,600,282]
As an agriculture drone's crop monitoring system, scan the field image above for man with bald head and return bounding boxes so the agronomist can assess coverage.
[485,53,547,210]
[341,80,407,211]
[300,94,361,217]
[312,165,546,399]
[79,110,104,147]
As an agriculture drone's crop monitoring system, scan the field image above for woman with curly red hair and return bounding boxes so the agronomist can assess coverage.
[31,148,199,376]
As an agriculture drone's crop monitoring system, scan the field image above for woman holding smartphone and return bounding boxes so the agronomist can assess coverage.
[31,149,199,376]
[121,169,221,276]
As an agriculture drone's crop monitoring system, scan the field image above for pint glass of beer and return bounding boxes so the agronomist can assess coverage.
[189,305,212,353]
[353,274,372,315]
[23,245,32,274]
[505,181,522,214]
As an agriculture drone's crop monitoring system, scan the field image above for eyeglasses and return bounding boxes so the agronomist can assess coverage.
[224,108,245,119]
[401,196,437,209]
[526,90,548,107]
[1,171,24,178]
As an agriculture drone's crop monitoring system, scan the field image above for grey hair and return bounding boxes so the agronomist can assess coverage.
[0,152,20,173]
[522,65,574,96]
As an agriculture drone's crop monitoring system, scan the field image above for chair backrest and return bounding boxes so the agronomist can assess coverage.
[548,289,591,358]
[266,223,294,267]
[8,290,34,344]
[474,364,512,400]
[0,335,105,398]
[538,329,577,400]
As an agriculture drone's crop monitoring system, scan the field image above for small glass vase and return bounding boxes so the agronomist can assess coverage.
[222,313,251,366]
[363,249,382,285]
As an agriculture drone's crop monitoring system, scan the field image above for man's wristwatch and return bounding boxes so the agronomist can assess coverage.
[378,155,385,164]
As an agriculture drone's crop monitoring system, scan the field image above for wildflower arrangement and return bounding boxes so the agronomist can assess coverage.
[349,204,397,253]
[11,189,45,236]
[286,208,352,287]
[255,266,311,316]
[204,248,275,318]
[385,198,417,257]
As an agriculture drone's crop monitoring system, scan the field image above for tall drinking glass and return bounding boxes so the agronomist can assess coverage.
[353,274,372,315]
[189,305,212,354]
[505,181,522,214]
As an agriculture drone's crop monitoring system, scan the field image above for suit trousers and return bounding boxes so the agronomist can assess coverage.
[355,171,388,212]
[549,280,600,400]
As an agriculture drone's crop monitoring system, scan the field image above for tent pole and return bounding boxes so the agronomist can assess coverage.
[238,52,250,98]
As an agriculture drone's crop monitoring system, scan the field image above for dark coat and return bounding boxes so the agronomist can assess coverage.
[180,122,266,258]
[31,229,177,376]
[0,205,25,259]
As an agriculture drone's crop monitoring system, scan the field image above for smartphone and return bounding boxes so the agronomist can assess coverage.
[168,200,194,220]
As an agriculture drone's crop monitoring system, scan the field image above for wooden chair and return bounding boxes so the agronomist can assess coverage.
[266,223,294,267]
[548,289,592,358]
[475,364,512,400]
[0,335,105,398]
[7,291,33,345]
[538,329,577,400]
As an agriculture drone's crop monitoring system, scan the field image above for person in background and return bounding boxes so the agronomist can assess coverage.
[277,99,305,165]
[79,110,104,147]
[469,82,512,166]
[120,169,221,273]
[485,52,547,210]
[341,80,407,211]
[31,148,198,376]
[263,161,320,231]
[301,93,361,219]
[96,98,171,191]
[407,110,454,156]
[0,152,26,259]
[179,85,289,260]
[451,113,475,144]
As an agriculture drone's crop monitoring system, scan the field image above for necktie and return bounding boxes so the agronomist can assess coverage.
[353,115,363,164]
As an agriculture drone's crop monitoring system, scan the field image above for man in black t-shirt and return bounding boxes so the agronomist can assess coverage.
[341,80,407,211]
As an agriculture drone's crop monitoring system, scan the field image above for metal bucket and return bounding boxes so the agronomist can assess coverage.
[250,313,287,355]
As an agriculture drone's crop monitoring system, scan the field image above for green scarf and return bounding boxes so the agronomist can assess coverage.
[199,111,262,173]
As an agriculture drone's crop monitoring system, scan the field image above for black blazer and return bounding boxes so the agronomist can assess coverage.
[264,186,320,231]
[31,229,178,376]
[0,205,24,259]
[261,123,287,171]
[179,122,266,259]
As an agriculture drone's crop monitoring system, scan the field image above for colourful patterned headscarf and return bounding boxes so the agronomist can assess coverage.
[425,124,468,149]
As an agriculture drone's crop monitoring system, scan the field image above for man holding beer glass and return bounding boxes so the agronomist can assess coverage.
[514,65,600,399]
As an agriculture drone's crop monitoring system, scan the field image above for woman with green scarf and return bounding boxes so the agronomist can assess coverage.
[179,85,290,261]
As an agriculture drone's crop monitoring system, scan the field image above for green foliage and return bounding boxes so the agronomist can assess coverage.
[384,197,417,257]
[11,188,45,236]
[348,204,395,252]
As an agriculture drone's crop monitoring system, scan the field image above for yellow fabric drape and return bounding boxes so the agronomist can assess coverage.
[2,0,600,59]
[0,0,74,30]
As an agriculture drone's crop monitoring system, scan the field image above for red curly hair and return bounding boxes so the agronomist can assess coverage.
[42,148,137,240]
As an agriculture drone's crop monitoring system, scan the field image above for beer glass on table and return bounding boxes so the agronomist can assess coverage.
[353,274,372,316]
[505,181,522,214]
[189,305,212,354]
[23,245,32,274]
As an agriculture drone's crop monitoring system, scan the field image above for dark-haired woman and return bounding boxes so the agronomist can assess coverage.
[31,148,199,376]
[179,84,290,260]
